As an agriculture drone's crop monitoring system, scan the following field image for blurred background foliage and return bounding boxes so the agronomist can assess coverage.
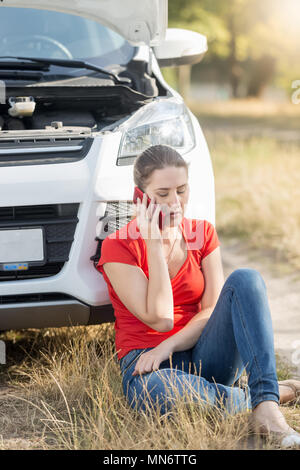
[164,0,300,100]
[162,0,300,273]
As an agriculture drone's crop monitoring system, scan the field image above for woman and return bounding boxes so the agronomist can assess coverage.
[97,145,300,447]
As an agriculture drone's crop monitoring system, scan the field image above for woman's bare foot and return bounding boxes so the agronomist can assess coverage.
[250,400,300,448]
[251,401,291,434]
[249,382,300,447]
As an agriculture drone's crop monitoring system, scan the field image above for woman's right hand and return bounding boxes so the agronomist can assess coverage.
[136,192,162,242]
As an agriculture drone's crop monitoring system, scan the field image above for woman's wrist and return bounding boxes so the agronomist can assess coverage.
[159,336,177,355]
[145,238,166,262]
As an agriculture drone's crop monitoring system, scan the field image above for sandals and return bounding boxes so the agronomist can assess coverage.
[278,379,300,405]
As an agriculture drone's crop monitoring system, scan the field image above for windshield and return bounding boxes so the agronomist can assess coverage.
[0,8,135,66]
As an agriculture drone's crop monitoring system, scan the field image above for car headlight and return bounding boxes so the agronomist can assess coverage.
[117,98,196,165]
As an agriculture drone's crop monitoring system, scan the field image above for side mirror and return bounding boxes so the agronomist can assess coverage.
[154,28,208,68]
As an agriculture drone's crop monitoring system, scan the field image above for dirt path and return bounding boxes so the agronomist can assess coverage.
[220,236,300,379]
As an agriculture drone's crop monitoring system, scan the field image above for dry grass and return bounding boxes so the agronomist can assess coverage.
[0,99,299,450]
[189,98,300,274]
[187,98,300,130]
[0,324,299,450]
[188,98,300,114]
[212,135,300,272]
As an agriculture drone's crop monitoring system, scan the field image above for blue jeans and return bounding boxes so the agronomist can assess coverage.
[119,268,280,415]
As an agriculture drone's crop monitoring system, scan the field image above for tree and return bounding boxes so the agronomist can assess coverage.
[168,0,300,99]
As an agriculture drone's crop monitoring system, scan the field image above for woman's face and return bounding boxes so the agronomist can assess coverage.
[144,165,189,228]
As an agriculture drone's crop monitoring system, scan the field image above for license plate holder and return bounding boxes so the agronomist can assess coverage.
[0,227,45,270]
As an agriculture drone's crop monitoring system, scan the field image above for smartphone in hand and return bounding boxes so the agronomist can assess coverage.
[133,186,164,229]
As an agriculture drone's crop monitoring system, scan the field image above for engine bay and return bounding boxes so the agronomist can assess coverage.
[0,88,151,135]
[0,103,98,132]
[0,62,160,135]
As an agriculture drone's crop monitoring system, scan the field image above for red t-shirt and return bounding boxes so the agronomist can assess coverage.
[97,217,220,360]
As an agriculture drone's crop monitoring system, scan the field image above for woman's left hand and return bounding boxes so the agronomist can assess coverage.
[132,342,174,376]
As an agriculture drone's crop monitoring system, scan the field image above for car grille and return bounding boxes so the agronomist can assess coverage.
[90,201,135,265]
[0,293,73,304]
[0,137,93,167]
[0,203,79,281]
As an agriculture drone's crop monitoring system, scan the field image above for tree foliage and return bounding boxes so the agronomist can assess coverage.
[168,0,300,97]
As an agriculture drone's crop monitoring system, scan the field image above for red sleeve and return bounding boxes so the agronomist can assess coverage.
[200,220,221,259]
[96,236,140,275]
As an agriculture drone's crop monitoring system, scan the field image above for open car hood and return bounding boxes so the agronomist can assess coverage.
[0,0,167,46]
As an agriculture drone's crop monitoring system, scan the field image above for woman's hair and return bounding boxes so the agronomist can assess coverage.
[133,144,189,191]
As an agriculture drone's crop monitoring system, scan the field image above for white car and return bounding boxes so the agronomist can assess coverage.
[0,0,215,330]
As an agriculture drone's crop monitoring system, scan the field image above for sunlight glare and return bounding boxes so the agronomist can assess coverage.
[274,0,300,34]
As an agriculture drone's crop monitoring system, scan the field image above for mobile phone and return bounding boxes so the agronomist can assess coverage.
[133,186,164,229]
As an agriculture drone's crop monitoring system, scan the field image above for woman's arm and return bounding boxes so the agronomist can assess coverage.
[103,239,174,332]
[132,305,215,376]
[145,238,174,330]
[166,246,225,351]
[132,246,225,375]
[103,195,174,332]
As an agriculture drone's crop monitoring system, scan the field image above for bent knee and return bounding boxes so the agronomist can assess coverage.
[226,268,266,293]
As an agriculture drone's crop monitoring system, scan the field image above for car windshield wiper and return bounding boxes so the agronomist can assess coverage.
[0,56,131,84]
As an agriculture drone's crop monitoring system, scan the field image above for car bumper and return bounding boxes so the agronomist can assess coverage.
[0,118,214,330]
[0,297,114,330]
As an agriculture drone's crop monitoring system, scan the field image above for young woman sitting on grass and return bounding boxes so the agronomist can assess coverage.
[97,144,300,448]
